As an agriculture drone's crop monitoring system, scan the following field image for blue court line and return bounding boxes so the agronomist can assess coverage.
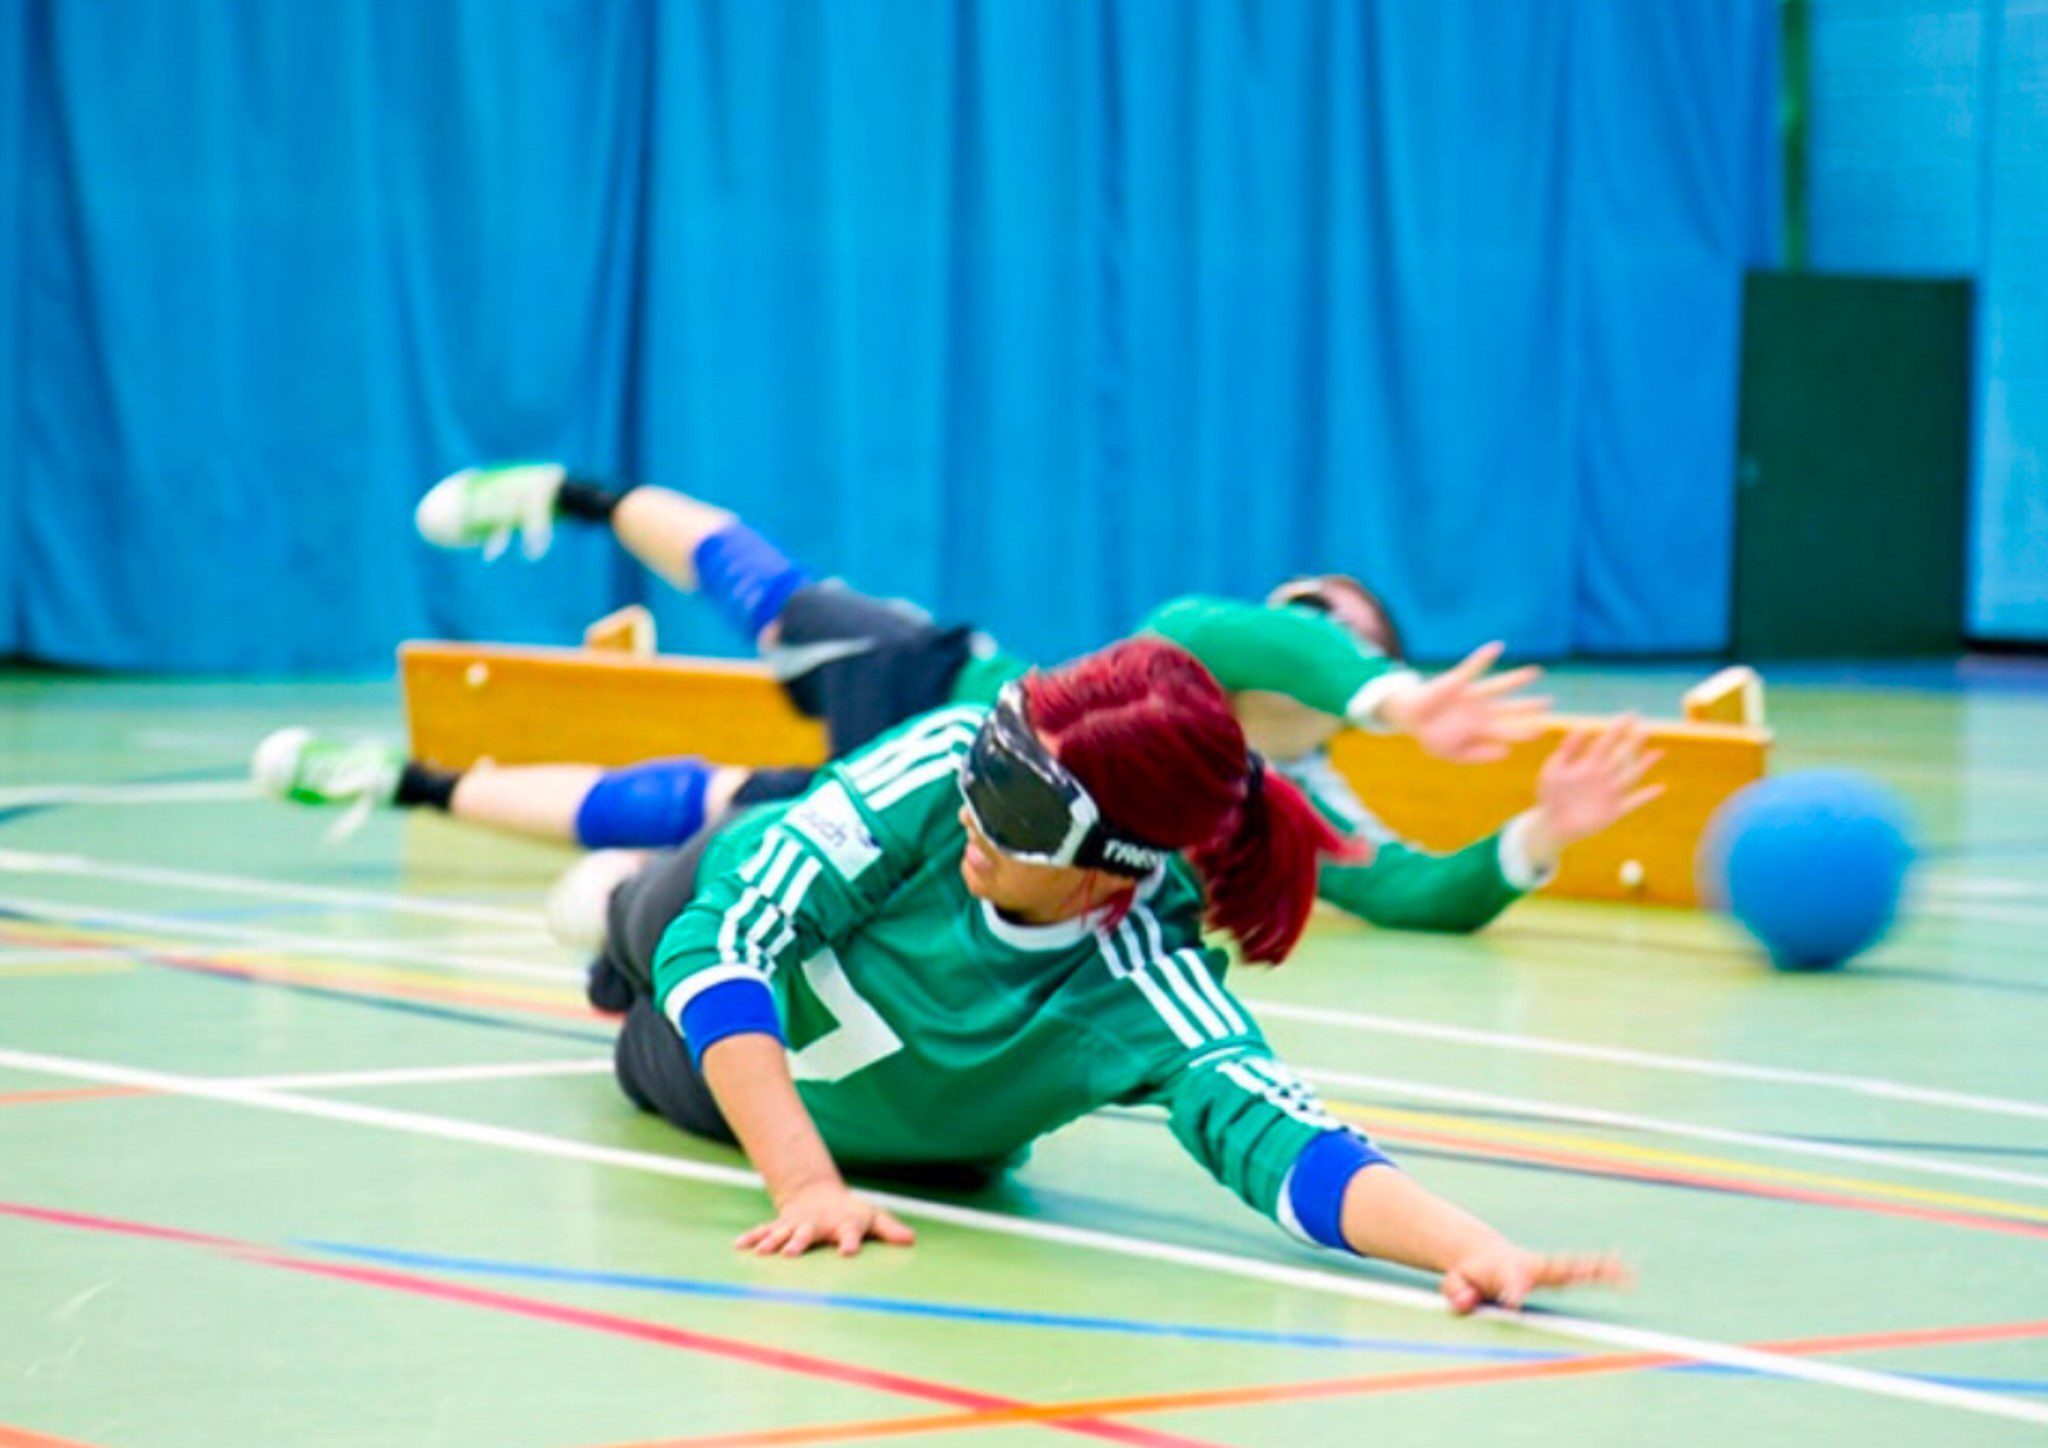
[300,1241,2048,1396]
[1858,963,2048,999]
[90,943,616,1048]
[0,909,607,1048]
[159,961,616,1046]
[299,1240,1562,1361]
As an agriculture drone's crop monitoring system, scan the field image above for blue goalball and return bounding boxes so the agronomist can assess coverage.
[1699,769,1916,971]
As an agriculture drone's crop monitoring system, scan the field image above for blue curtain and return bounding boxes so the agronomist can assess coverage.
[1807,0,2048,642]
[1,1,27,657]
[1971,1,2048,641]
[4,0,1777,673]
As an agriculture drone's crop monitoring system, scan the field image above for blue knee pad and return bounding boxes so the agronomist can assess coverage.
[574,758,714,849]
[692,524,813,642]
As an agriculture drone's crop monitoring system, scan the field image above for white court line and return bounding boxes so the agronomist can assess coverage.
[1300,1069,2048,1195]
[1917,897,2048,928]
[12,891,2041,1193]
[0,781,256,807]
[228,1058,610,1092]
[9,851,2044,1121]
[0,850,545,928]
[1244,998,2048,1126]
[13,891,2042,1195]
[0,1047,2039,1428]
[0,896,583,986]
[1917,876,2048,902]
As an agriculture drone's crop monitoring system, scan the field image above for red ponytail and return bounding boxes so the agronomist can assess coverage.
[1022,638,1353,964]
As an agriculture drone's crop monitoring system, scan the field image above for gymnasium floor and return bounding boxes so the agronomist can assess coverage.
[0,663,2044,1446]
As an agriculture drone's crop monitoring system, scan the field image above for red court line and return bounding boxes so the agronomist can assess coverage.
[1754,1318,2048,1356]
[611,1313,2048,1448]
[0,1201,248,1251]
[1390,1124,2048,1243]
[0,1424,102,1448]
[0,1086,146,1109]
[0,1200,1215,1448]
[151,951,606,1023]
[0,922,604,1024]
[15,914,2034,1243]
[24,919,2042,1245]
[576,1350,1672,1448]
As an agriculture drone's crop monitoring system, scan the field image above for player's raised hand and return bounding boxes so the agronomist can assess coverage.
[1381,642,1551,764]
[1531,714,1666,851]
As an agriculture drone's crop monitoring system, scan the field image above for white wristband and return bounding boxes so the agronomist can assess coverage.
[1344,670,1425,731]
[1498,811,1558,892]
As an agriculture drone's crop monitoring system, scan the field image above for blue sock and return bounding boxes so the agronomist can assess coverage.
[574,758,713,849]
[692,524,813,642]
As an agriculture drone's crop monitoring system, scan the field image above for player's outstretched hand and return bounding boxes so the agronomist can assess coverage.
[737,1182,917,1258]
[1382,642,1551,764]
[1531,714,1666,850]
[1440,1244,1634,1315]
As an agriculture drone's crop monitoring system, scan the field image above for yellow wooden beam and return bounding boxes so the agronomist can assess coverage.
[401,640,1768,907]
[1682,665,1765,728]
[401,642,825,770]
[1328,718,1768,907]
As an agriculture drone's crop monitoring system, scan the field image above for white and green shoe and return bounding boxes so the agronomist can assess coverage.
[251,728,405,840]
[414,461,566,561]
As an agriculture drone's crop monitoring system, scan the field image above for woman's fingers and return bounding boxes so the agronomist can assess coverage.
[1613,747,1665,790]
[1550,727,1595,770]
[1470,664,1546,700]
[1438,641,1507,687]
[1534,1251,1634,1291]
[1440,1270,1484,1317]
[1619,783,1667,817]
[871,1210,918,1246]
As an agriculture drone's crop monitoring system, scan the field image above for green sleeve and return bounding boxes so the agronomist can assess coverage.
[1281,749,1527,934]
[651,706,985,1021]
[1148,1046,1343,1226]
[1138,596,1411,719]
[1318,838,1525,935]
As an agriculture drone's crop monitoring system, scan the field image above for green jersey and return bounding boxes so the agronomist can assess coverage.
[1137,596,1418,722]
[947,633,1030,709]
[947,595,1417,726]
[652,705,1354,1226]
[940,594,1530,934]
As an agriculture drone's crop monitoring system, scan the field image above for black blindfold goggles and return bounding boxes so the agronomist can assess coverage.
[956,684,1171,878]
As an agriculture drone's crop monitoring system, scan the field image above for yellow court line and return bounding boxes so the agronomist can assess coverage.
[10,918,2043,1225]
[1330,1101,2048,1226]
[212,950,581,1007]
[0,920,578,1009]
[0,959,136,980]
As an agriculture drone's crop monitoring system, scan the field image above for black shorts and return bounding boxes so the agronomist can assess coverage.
[598,833,1006,1186]
[769,582,979,757]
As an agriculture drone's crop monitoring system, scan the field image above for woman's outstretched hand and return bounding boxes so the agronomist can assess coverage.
[1440,1243,1634,1315]
[736,1180,917,1258]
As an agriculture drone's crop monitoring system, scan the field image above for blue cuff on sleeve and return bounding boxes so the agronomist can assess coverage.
[678,977,785,1067]
[1287,1130,1396,1252]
